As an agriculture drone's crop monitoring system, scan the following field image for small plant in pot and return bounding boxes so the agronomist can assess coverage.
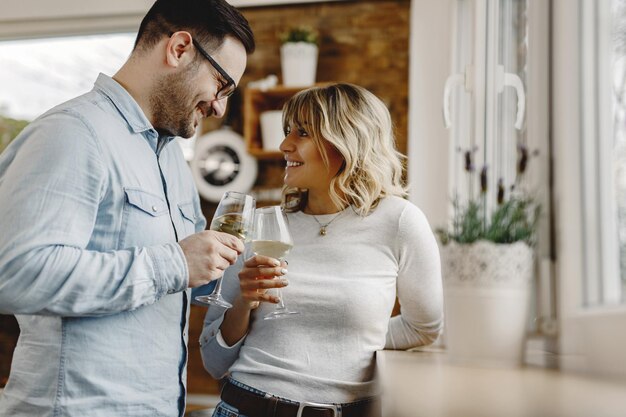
[279,26,319,87]
[279,25,319,45]
[437,143,541,367]
[436,145,540,246]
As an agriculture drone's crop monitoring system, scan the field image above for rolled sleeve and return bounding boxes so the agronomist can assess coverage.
[147,242,189,298]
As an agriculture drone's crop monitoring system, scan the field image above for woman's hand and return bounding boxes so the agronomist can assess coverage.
[236,255,289,310]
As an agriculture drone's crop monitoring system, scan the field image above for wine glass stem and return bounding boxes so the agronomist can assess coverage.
[275,289,287,310]
[212,277,224,296]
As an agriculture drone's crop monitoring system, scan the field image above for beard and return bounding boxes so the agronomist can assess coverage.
[150,67,207,138]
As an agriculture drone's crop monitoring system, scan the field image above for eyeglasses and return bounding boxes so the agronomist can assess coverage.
[168,32,237,100]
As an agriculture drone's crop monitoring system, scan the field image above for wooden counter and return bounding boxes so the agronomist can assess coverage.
[377,350,626,417]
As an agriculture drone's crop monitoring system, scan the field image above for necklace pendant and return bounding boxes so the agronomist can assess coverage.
[319,226,327,236]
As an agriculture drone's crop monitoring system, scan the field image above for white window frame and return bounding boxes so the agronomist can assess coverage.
[553,0,626,377]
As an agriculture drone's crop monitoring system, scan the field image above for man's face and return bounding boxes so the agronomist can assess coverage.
[151,35,247,138]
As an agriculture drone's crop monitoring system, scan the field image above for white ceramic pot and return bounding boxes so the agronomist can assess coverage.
[440,240,534,367]
[280,42,318,86]
[260,110,284,151]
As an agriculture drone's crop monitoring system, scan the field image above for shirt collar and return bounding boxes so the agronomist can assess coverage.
[94,73,177,153]
[93,73,155,134]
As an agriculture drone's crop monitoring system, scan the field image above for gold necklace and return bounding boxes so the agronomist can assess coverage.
[311,211,345,236]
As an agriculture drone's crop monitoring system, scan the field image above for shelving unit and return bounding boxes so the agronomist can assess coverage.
[243,85,306,159]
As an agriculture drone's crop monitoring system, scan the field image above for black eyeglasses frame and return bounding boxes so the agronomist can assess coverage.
[191,38,237,100]
[168,32,237,100]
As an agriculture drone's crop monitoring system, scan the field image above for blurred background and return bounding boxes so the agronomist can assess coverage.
[1,0,626,415]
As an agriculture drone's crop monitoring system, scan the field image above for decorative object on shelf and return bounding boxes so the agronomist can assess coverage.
[436,145,540,367]
[190,127,258,202]
[243,85,310,158]
[247,74,278,91]
[279,26,319,87]
[259,110,284,151]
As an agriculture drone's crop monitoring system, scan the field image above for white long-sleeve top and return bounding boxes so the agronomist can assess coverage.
[199,196,443,403]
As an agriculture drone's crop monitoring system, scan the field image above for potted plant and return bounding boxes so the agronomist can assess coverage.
[279,25,319,87]
[436,145,540,367]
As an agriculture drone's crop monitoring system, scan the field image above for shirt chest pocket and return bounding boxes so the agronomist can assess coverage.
[119,187,173,248]
[177,201,197,239]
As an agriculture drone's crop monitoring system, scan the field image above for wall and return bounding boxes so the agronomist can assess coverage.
[407,0,451,228]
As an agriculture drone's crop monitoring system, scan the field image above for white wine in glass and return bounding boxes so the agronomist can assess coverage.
[195,191,255,308]
[252,206,299,320]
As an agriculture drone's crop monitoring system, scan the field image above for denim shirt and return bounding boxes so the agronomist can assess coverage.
[0,74,207,416]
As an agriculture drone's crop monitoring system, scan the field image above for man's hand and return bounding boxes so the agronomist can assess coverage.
[178,230,244,288]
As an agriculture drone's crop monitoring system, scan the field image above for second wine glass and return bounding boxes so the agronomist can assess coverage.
[195,191,255,308]
[252,206,299,320]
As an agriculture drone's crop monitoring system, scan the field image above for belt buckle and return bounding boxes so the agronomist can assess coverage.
[296,400,338,417]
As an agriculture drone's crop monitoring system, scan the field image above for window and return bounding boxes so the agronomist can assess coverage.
[611,0,626,301]
[0,33,197,161]
[554,0,626,377]
[442,0,552,331]
[579,0,626,306]
[0,33,134,121]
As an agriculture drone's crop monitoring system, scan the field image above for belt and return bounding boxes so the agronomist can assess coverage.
[221,380,381,417]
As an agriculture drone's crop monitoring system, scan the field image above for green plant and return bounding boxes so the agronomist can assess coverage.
[279,26,318,45]
[436,145,541,246]
[0,115,29,154]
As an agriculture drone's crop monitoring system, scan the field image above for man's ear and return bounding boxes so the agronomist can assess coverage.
[165,31,194,68]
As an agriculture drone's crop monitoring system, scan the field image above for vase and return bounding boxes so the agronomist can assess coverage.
[259,110,284,151]
[440,240,534,367]
[280,42,318,86]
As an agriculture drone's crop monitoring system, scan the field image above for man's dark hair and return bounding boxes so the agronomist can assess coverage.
[135,0,255,55]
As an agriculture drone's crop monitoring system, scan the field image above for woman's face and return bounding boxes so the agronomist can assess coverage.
[279,121,344,194]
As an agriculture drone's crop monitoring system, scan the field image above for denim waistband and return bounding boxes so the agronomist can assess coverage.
[224,377,379,408]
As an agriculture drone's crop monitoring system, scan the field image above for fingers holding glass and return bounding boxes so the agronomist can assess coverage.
[195,191,255,308]
[251,206,299,320]
[238,257,288,308]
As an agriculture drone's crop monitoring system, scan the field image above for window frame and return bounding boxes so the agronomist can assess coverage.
[553,0,626,374]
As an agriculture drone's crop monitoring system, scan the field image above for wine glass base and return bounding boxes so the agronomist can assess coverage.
[263,309,300,320]
[195,295,233,309]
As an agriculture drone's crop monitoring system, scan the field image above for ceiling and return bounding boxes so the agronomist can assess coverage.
[0,0,345,41]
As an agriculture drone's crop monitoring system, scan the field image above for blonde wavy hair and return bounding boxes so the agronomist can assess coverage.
[281,83,407,216]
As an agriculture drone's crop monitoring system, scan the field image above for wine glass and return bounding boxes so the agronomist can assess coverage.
[251,206,299,320]
[195,191,255,308]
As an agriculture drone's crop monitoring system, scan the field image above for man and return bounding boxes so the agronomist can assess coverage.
[0,1,255,415]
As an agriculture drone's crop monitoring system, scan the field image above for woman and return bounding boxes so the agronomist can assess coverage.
[200,83,443,417]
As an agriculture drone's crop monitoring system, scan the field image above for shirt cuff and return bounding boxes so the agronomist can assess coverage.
[146,242,189,299]
[215,329,247,349]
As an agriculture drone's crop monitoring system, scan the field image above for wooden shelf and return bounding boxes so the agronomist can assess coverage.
[243,84,329,158]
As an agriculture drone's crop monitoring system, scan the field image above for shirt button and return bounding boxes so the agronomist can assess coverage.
[152,205,158,212]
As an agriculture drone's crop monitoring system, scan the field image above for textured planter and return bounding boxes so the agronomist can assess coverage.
[280,42,318,86]
[440,240,534,367]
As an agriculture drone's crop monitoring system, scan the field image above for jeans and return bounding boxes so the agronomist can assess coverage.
[211,401,245,417]
[211,379,266,417]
